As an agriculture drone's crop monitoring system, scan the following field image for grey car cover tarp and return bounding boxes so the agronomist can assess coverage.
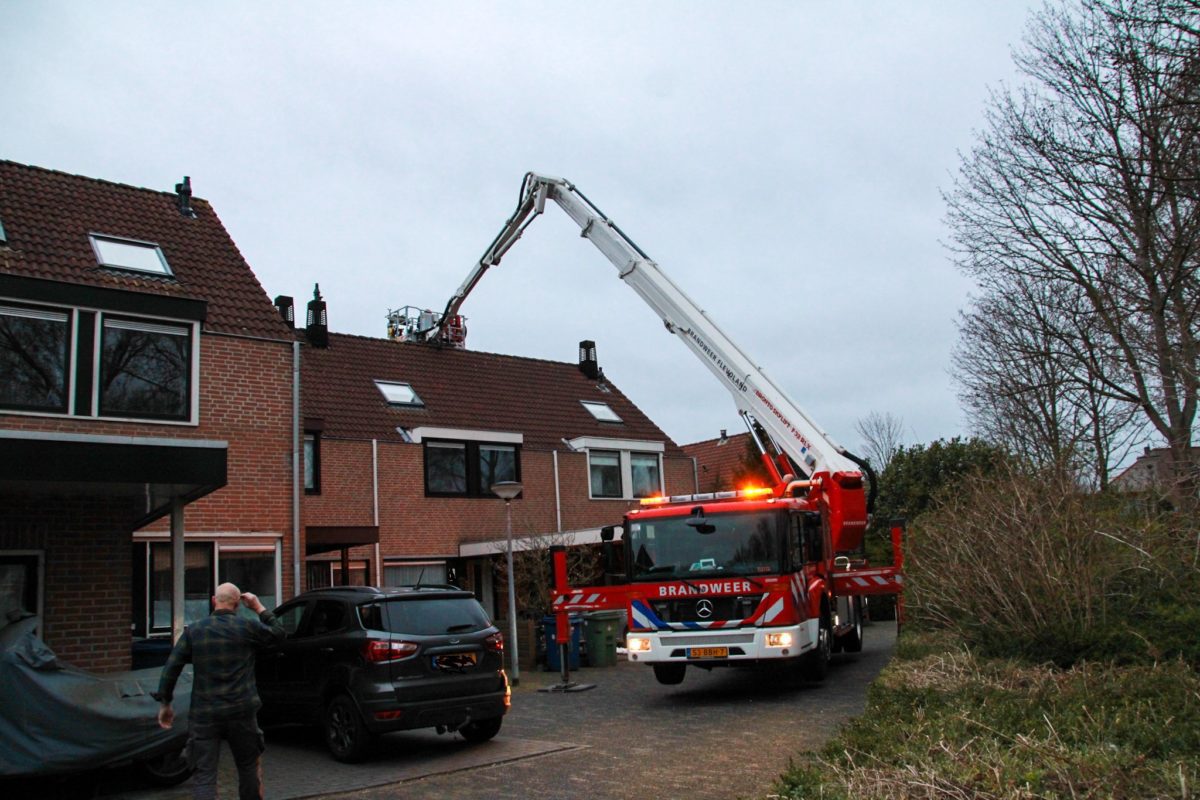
[0,615,191,777]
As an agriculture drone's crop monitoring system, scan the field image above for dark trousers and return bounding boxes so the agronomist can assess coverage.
[188,713,265,800]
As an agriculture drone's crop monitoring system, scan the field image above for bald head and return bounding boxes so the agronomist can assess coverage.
[214,582,242,609]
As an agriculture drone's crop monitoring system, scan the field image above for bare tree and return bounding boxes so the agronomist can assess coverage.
[954,278,1145,488]
[855,411,906,473]
[945,0,1200,505]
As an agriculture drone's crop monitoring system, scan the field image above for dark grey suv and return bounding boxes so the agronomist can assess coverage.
[256,585,510,762]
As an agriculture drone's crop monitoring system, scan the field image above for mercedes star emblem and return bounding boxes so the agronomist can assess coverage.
[695,599,714,619]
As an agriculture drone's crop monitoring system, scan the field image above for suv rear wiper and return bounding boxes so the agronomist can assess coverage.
[446,623,477,633]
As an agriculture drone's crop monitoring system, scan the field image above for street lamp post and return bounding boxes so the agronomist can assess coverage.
[490,480,523,685]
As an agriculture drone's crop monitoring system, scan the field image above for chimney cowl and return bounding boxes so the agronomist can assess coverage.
[274,295,295,329]
[175,176,195,218]
[306,284,329,348]
[578,340,600,380]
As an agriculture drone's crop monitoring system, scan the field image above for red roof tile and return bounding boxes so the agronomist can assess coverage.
[0,160,291,339]
[302,333,682,452]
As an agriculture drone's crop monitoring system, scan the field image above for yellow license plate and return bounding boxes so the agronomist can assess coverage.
[688,647,728,659]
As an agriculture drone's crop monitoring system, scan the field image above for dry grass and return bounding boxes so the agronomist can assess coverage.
[775,631,1200,799]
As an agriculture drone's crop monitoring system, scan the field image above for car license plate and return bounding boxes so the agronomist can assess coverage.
[433,652,478,671]
[688,647,728,659]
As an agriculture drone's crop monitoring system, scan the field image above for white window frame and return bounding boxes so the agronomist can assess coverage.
[0,297,201,426]
[133,534,282,637]
[89,233,173,276]
[570,437,665,500]
[383,560,448,587]
[580,400,622,423]
[97,315,195,421]
[374,380,423,406]
[0,304,71,414]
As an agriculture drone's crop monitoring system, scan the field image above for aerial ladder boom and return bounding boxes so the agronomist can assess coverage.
[426,173,872,539]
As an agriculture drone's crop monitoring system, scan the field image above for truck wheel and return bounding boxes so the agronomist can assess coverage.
[842,597,864,653]
[324,694,374,762]
[802,612,831,682]
[652,663,687,685]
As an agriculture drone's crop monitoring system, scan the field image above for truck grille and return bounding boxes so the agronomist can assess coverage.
[650,594,763,623]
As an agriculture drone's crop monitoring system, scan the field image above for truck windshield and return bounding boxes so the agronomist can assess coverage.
[626,511,782,582]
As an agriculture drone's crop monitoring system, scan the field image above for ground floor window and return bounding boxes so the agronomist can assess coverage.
[219,548,278,620]
[383,561,447,587]
[149,542,212,632]
[0,552,42,631]
[134,540,280,636]
[307,558,369,589]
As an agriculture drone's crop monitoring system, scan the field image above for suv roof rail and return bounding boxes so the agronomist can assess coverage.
[384,583,462,592]
[303,584,467,598]
[307,586,385,596]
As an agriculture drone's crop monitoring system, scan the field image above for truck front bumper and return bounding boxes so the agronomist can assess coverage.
[625,619,819,664]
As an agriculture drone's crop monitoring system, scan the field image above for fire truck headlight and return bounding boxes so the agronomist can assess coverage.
[766,632,793,648]
[626,636,652,653]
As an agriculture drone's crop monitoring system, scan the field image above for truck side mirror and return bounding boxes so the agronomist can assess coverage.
[600,525,615,542]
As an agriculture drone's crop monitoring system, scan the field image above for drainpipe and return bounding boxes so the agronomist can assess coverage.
[553,450,563,532]
[373,439,382,586]
[292,340,301,598]
[692,456,699,493]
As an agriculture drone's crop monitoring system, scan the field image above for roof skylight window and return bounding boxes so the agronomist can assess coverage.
[90,234,172,276]
[375,380,423,407]
[581,400,622,423]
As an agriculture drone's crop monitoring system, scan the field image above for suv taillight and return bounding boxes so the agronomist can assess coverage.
[363,639,419,663]
[484,632,503,653]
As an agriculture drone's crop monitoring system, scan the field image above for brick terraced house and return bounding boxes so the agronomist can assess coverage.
[0,159,702,674]
[293,323,696,629]
[0,161,297,672]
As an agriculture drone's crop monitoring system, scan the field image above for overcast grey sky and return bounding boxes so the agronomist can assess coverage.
[2,1,1033,452]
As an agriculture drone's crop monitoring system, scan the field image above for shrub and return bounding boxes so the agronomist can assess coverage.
[907,461,1200,666]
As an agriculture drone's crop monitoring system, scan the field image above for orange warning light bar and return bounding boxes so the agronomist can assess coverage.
[638,486,776,506]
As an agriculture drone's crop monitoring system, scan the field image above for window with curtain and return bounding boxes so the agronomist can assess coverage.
[589,450,622,498]
[150,542,213,631]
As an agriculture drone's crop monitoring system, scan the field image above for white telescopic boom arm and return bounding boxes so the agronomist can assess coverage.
[435,173,860,478]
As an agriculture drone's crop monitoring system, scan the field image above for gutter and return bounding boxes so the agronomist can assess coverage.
[553,450,563,532]
[292,340,301,598]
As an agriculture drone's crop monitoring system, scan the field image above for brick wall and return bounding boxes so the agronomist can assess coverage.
[304,438,377,526]
[0,333,296,670]
[138,335,295,593]
[0,494,139,671]
[304,442,698,563]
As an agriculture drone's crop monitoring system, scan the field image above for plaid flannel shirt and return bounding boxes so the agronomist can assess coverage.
[157,608,285,722]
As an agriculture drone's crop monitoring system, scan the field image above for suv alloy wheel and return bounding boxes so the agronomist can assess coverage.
[324,693,374,762]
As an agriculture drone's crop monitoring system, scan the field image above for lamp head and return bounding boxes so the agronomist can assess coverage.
[490,481,523,500]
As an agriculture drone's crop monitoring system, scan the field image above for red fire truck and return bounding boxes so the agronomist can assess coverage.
[411,173,904,685]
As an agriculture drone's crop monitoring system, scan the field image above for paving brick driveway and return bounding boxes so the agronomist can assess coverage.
[99,622,895,800]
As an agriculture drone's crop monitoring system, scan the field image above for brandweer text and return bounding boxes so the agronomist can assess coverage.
[658,581,753,597]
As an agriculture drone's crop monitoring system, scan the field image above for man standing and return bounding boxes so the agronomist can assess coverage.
[157,582,285,800]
